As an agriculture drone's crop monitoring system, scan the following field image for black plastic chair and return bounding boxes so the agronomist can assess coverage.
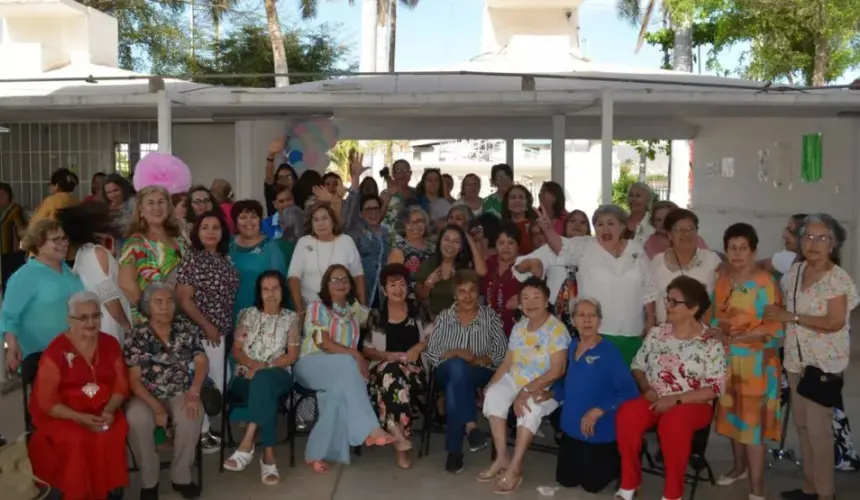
[20,351,43,436]
[639,401,718,500]
[286,383,363,466]
[417,365,437,459]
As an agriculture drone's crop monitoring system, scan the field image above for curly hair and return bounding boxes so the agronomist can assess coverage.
[21,219,63,255]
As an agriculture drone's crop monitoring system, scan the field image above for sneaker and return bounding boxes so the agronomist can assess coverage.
[445,452,464,474]
[467,428,488,452]
[779,489,817,500]
[200,431,221,455]
[172,482,201,499]
[140,484,159,500]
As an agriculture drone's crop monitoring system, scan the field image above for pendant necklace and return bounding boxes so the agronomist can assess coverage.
[79,347,100,399]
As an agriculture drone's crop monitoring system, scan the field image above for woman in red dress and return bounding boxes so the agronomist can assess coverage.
[482,223,524,337]
[28,291,129,500]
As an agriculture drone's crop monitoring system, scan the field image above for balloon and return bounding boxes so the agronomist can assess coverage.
[288,150,304,164]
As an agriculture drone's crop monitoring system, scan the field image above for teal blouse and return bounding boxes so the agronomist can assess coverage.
[0,258,84,357]
[229,237,287,319]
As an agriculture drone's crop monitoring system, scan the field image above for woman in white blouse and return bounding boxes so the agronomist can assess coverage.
[223,270,300,485]
[539,204,658,365]
[764,213,859,500]
[56,202,132,344]
[650,209,721,324]
[288,203,365,313]
[625,183,654,247]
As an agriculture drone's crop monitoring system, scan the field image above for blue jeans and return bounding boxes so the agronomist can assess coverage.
[434,357,494,454]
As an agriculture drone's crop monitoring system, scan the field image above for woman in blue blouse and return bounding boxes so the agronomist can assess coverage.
[229,200,287,318]
[541,296,638,494]
[0,219,84,371]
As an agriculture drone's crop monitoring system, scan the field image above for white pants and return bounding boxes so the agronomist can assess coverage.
[482,373,558,434]
[201,338,226,434]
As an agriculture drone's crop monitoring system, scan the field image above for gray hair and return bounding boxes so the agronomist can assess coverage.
[628,182,654,211]
[68,291,99,313]
[139,281,176,319]
[799,213,847,265]
[591,204,629,228]
[447,204,475,226]
[570,296,603,319]
[398,205,431,237]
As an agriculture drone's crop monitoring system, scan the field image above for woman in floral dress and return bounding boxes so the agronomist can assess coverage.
[119,185,186,325]
[709,223,783,500]
[482,223,522,337]
[176,209,240,453]
[388,206,434,296]
[363,264,428,469]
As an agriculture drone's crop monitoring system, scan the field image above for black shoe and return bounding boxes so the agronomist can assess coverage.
[467,428,488,452]
[172,482,201,499]
[107,488,124,500]
[445,452,464,474]
[140,485,158,500]
[780,489,817,500]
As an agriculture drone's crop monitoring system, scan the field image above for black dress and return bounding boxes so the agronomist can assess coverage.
[367,315,427,436]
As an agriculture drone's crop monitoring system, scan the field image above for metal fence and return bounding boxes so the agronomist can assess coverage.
[0,121,158,211]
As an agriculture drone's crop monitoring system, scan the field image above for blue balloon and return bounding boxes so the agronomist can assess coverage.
[288,150,303,163]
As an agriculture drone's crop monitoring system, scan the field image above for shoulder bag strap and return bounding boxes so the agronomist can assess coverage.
[792,263,805,365]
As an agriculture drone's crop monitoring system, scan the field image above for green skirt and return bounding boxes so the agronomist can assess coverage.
[603,334,644,366]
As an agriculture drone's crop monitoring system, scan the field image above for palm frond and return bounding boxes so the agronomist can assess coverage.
[300,0,317,19]
[616,0,642,26]
[635,0,656,53]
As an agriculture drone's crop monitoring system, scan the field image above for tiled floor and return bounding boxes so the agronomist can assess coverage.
[3,332,860,499]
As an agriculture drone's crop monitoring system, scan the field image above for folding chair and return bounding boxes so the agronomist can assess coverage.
[417,364,437,459]
[640,401,717,500]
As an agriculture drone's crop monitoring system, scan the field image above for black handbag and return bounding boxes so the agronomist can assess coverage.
[790,263,843,408]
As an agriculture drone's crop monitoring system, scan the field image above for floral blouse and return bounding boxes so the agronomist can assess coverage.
[632,323,726,397]
[124,317,204,401]
[235,307,300,377]
[782,262,859,374]
[120,234,186,324]
[175,249,239,337]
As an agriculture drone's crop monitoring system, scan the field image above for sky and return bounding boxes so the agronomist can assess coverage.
[288,0,747,77]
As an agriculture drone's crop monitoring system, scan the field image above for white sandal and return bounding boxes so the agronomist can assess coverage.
[614,489,635,500]
[260,459,280,486]
[223,448,254,472]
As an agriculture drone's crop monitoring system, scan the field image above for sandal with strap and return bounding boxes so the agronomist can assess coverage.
[614,488,636,500]
[223,448,255,472]
[310,460,330,473]
[365,432,396,447]
[477,464,507,483]
[260,459,279,486]
[493,473,523,495]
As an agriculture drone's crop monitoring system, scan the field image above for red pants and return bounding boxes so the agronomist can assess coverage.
[616,396,713,500]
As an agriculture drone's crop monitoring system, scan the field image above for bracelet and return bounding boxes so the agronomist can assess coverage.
[266,156,275,162]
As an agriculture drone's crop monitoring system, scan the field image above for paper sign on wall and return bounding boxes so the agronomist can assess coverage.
[772,141,792,187]
[758,149,770,182]
[705,161,717,178]
[721,157,735,178]
[801,133,823,183]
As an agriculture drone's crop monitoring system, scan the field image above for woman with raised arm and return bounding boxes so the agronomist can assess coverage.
[416,224,487,319]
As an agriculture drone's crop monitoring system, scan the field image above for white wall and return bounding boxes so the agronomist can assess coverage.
[691,117,859,280]
[481,5,580,56]
[172,124,236,190]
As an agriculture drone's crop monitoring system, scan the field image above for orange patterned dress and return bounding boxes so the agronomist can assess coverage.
[709,269,783,445]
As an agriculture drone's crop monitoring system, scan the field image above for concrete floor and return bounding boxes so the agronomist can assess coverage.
[3,332,860,500]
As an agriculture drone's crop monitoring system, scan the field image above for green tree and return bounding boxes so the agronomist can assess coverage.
[612,161,638,211]
[81,0,189,72]
[616,0,695,73]
[681,0,860,85]
[328,140,360,182]
[190,23,353,88]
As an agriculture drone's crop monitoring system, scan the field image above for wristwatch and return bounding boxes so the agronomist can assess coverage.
[521,386,531,394]
[266,156,275,162]
[675,398,682,406]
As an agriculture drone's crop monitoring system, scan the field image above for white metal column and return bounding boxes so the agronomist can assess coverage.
[601,89,614,204]
[157,90,172,154]
[505,138,515,167]
[551,115,566,186]
[669,140,691,207]
[359,0,378,73]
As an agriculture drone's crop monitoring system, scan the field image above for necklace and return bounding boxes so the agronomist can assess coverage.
[69,342,100,399]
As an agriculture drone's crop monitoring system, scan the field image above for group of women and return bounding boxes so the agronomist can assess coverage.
[0,144,856,500]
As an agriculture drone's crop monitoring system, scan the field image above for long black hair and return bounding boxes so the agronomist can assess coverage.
[294,170,323,209]
[55,201,122,246]
[431,224,474,270]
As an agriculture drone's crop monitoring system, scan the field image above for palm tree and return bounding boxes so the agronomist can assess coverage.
[208,0,237,49]
[616,0,693,72]
[264,0,290,87]
[300,0,419,73]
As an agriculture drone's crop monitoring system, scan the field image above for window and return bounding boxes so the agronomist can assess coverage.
[114,142,158,175]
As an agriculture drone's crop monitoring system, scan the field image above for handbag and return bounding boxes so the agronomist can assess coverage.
[790,263,843,408]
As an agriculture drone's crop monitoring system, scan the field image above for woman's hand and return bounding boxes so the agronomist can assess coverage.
[154,406,169,428]
[354,352,370,379]
[532,389,554,404]
[183,390,201,420]
[536,206,553,232]
[202,323,221,347]
[514,258,543,277]
[512,390,531,418]
[580,408,604,438]
[76,413,106,433]
[424,267,443,289]
[505,295,519,311]
[268,136,285,156]
[5,335,21,373]
[349,150,369,184]
[405,345,423,364]
[763,305,791,322]
[313,185,333,203]
[100,410,115,427]
[643,388,659,403]
[650,396,676,414]
[384,351,402,363]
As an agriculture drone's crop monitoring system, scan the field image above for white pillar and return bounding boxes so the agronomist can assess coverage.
[601,89,614,204]
[505,138,515,167]
[551,115,566,186]
[157,90,172,154]
[669,140,691,207]
[359,0,377,73]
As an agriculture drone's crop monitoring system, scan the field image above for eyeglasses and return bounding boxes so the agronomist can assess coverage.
[671,226,697,234]
[664,297,687,308]
[191,198,210,205]
[329,276,350,284]
[406,218,425,226]
[50,236,69,245]
[802,233,831,244]
[71,313,102,322]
